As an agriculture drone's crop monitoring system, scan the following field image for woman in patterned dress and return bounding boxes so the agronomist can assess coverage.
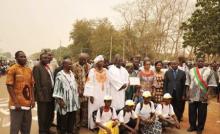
[137,59,157,103]
[153,61,165,104]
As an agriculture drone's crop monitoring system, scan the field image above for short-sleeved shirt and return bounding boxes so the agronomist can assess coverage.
[118,110,137,124]
[185,67,217,102]
[155,104,175,118]
[135,101,155,120]
[96,107,118,124]
[6,64,34,107]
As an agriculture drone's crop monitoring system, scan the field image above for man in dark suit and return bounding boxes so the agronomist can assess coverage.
[33,52,54,134]
[164,61,186,122]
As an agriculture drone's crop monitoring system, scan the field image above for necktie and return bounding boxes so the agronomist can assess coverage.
[173,70,177,79]
[173,70,177,90]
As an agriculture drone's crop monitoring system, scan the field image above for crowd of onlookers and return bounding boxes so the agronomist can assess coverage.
[0,62,12,76]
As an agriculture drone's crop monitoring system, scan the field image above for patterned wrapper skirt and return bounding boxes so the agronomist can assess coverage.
[140,120,162,134]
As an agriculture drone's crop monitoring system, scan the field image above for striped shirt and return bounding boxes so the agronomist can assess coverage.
[53,70,80,114]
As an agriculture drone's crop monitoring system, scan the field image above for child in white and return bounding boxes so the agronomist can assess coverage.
[96,95,119,134]
[156,93,180,129]
[118,100,138,134]
[135,91,162,134]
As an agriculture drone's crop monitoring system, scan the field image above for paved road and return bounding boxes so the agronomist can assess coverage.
[0,76,219,134]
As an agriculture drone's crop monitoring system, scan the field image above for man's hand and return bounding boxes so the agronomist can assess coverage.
[176,122,180,129]
[31,100,35,108]
[182,96,185,100]
[14,103,21,111]
[134,125,139,132]
[106,128,112,134]
[58,100,65,109]
[112,121,118,128]
[135,85,141,89]
[90,96,94,104]
[148,119,154,124]
[204,94,209,101]
[131,128,137,134]
[78,87,84,97]
[119,84,127,91]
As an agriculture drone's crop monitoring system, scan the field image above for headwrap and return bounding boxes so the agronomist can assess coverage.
[94,55,104,64]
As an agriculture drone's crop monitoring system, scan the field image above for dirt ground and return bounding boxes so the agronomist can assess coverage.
[0,76,219,134]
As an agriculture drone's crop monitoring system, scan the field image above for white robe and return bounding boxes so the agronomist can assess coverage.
[84,68,111,129]
[108,65,129,110]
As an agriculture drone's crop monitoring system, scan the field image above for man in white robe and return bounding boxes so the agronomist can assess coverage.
[109,54,129,111]
[84,55,111,129]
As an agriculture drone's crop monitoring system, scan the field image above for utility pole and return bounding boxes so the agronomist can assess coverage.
[123,39,125,61]
[109,36,113,62]
[59,40,62,62]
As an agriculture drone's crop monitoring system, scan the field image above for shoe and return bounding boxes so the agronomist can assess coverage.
[162,127,166,132]
[197,131,203,134]
[48,130,56,134]
[187,127,197,132]
[51,123,57,127]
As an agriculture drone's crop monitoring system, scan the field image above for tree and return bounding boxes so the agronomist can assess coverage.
[90,18,123,60]
[116,0,192,60]
[181,0,220,59]
[69,19,93,57]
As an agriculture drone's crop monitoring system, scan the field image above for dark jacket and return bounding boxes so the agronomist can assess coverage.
[33,63,53,102]
[163,69,186,101]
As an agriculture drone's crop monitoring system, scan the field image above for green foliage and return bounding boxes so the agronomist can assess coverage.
[69,19,93,56]
[69,18,123,61]
[181,0,220,57]
[0,52,12,59]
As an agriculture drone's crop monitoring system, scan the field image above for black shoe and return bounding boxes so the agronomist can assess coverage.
[51,123,57,127]
[197,130,203,134]
[187,127,197,132]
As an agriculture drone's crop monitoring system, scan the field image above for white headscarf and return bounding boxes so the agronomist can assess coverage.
[94,55,104,64]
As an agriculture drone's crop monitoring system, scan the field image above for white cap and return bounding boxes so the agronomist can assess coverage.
[104,95,112,101]
[125,100,135,106]
[94,55,104,64]
[142,91,151,98]
[163,93,172,99]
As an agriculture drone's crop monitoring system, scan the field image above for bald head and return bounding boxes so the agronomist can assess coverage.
[63,58,72,71]
[114,54,122,68]
[79,53,88,66]
[79,53,88,58]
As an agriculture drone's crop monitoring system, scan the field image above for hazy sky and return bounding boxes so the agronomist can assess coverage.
[0,0,128,56]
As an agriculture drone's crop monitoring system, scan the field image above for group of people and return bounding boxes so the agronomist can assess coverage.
[5,50,220,134]
[0,62,9,76]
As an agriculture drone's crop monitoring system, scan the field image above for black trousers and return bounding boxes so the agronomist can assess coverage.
[119,119,137,134]
[57,111,61,131]
[180,100,185,119]
[60,111,76,134]
[37,101,54,134]
[171,90,183,122]
[50,100,55,125]
[188,101,208,131]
